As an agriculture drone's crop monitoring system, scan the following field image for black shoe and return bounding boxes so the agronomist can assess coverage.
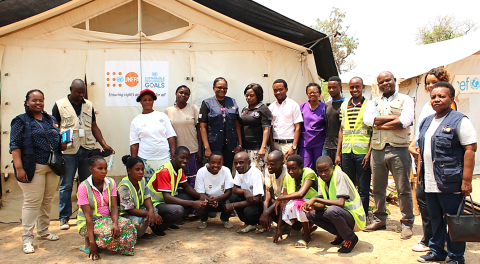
[330,235,344,245]
[338,235,359,253]
[151,225,166,236]
[169,224,180,230]
[446,259,465,264]
[363,222,386,232]
[417,252,445,263]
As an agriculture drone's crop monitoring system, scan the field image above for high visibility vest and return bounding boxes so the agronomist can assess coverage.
[77,176,114,231]
[341,98,371,155]
[284,167,318,199]
[118,176,146,215]
[147,161,183,207]
[319,166,366,231]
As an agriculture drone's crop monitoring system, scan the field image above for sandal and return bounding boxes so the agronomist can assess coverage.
[23,242,35,254]
[79,246,90,254]
[37,233,59,241]
[295,239,310,249]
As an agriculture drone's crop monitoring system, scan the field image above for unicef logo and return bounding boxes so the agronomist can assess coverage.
[472,78,480,90]
[116,76,124,83]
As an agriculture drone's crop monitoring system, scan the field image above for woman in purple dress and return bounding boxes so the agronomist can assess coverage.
[298,83,326,172]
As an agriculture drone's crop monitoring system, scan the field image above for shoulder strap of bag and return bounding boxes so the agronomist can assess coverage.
[33,119,53,151]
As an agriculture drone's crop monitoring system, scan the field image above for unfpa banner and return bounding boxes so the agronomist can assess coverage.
[105,61,169,106]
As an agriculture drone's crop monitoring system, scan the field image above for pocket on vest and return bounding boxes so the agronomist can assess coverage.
[435,134,453,154]
[63,114,75,127]
[435,158,462,183]
[389,105,402,116]
[391,132,407,144]
[83,112,92,128]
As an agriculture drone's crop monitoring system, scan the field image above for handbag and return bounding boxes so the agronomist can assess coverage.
[34,119,66,176]
[445,195,480,242]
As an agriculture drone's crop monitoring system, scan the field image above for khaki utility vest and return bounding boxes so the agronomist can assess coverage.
[56,97,96,154]
[371,93,410,150]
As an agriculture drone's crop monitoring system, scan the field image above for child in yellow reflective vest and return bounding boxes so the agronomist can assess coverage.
[117,155,163,238]
[302,156,366,254]
[77,156,136,259]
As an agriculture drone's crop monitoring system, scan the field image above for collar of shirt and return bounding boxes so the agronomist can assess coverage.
[87,176,109,206]
[331,97,345,103]
[275,97,289,106]
[348,96,365,107]
[67,94,86,106]
[381,91,397,101]
[244,102,264,112]
[238,162,257,176]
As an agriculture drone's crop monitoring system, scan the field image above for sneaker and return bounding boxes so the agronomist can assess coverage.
[59,219,70,230]
[169,224,180,230]
[446,259,465,264]
[401,225,413,240]
[254,224,265,233]
[418,252,445,263]
[209,212,217,218]
[338,235,359,253]
[237,224,256,233]
[330,235,345,246]
[412,243,431,252]
[222,220,233,229]
[151,225,166,236]
[198,221,207,229]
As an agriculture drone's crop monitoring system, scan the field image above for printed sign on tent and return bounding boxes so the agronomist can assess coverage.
[105,61,169,106]
[452,75,480,94]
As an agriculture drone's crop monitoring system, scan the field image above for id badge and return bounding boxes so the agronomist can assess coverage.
[79,129,85,138]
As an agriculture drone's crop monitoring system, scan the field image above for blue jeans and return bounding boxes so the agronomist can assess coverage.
[425,192,465,261]
[59,147,93,220]
[341,152,371,216]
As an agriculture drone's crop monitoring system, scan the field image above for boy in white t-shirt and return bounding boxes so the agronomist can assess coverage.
[224,152,265,233]
[195,152,234,229]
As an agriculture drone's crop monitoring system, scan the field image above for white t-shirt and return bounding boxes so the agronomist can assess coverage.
[269,97,303,139]
[195,166,234,197]
[130,111,177,160]
[264,164,287,199]
[233,163,265,196]
[423,116,477,193]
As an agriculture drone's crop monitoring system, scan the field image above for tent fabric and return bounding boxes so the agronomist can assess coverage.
[192,0,338,80]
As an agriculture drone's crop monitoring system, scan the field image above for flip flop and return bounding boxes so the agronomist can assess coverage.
[37,233,59,241]
[79,246,90,254]
[295,239,310,249]
[23,242,35,254]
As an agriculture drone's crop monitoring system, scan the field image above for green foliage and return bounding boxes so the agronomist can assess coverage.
[416,15,478,45]
[311,7,359,74]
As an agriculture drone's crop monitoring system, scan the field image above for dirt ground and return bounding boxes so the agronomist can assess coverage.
[1,202,480,264]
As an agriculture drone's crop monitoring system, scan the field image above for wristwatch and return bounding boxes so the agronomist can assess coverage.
[291,145,297,150]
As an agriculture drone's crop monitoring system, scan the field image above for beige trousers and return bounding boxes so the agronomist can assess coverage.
[274,142,293,159]
[18,164,60,243]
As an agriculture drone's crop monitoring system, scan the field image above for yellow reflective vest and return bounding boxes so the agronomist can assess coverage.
[341,98,371,155]
[284,167,318,199]
[147,161,183,207]
[118,176,146,215]
[77,176,114,231]
[319,166,366,231]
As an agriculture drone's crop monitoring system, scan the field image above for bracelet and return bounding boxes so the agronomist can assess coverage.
[238,145,242,148]
[232,203,235,210]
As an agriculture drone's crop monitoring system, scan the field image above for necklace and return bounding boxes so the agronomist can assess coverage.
[214,97,226,123]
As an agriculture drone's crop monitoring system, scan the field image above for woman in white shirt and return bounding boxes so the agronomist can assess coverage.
[408,68,455,252]
[416,82,476,264]
[130,89,176,183]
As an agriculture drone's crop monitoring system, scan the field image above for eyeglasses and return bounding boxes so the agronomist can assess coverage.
[307,91,319,95]
[215,86,228,90]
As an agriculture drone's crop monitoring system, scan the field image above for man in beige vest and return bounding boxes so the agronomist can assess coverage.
[52,79,113,230]
[362,71,415,239]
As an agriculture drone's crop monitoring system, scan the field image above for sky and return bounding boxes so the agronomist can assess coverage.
[254,0,479,77]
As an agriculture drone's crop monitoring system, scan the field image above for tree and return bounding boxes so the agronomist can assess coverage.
[311,7,359,74]
[416,15,478,45]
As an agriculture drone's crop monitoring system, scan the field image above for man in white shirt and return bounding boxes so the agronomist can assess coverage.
[195,151,234,229]
[269,79,303,159]
[224,152,264,233]
[363,71,415,239]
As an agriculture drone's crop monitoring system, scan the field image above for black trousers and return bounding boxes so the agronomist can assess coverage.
[155,192,194,230]
[230,193,263,226]
[417,183,433,246]
[221,143,235,172]
[197,200,232,222]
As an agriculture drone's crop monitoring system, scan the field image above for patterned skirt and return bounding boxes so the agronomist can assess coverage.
[281,199,309,226]
[79,216,137,256]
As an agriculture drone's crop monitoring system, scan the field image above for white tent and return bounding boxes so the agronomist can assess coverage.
[0,0,336,221]
[393,32,480,173]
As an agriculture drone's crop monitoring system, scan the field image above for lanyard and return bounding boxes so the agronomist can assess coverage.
[214,98,226,123]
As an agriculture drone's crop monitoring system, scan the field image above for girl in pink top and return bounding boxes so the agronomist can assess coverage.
[77,156,137,259]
